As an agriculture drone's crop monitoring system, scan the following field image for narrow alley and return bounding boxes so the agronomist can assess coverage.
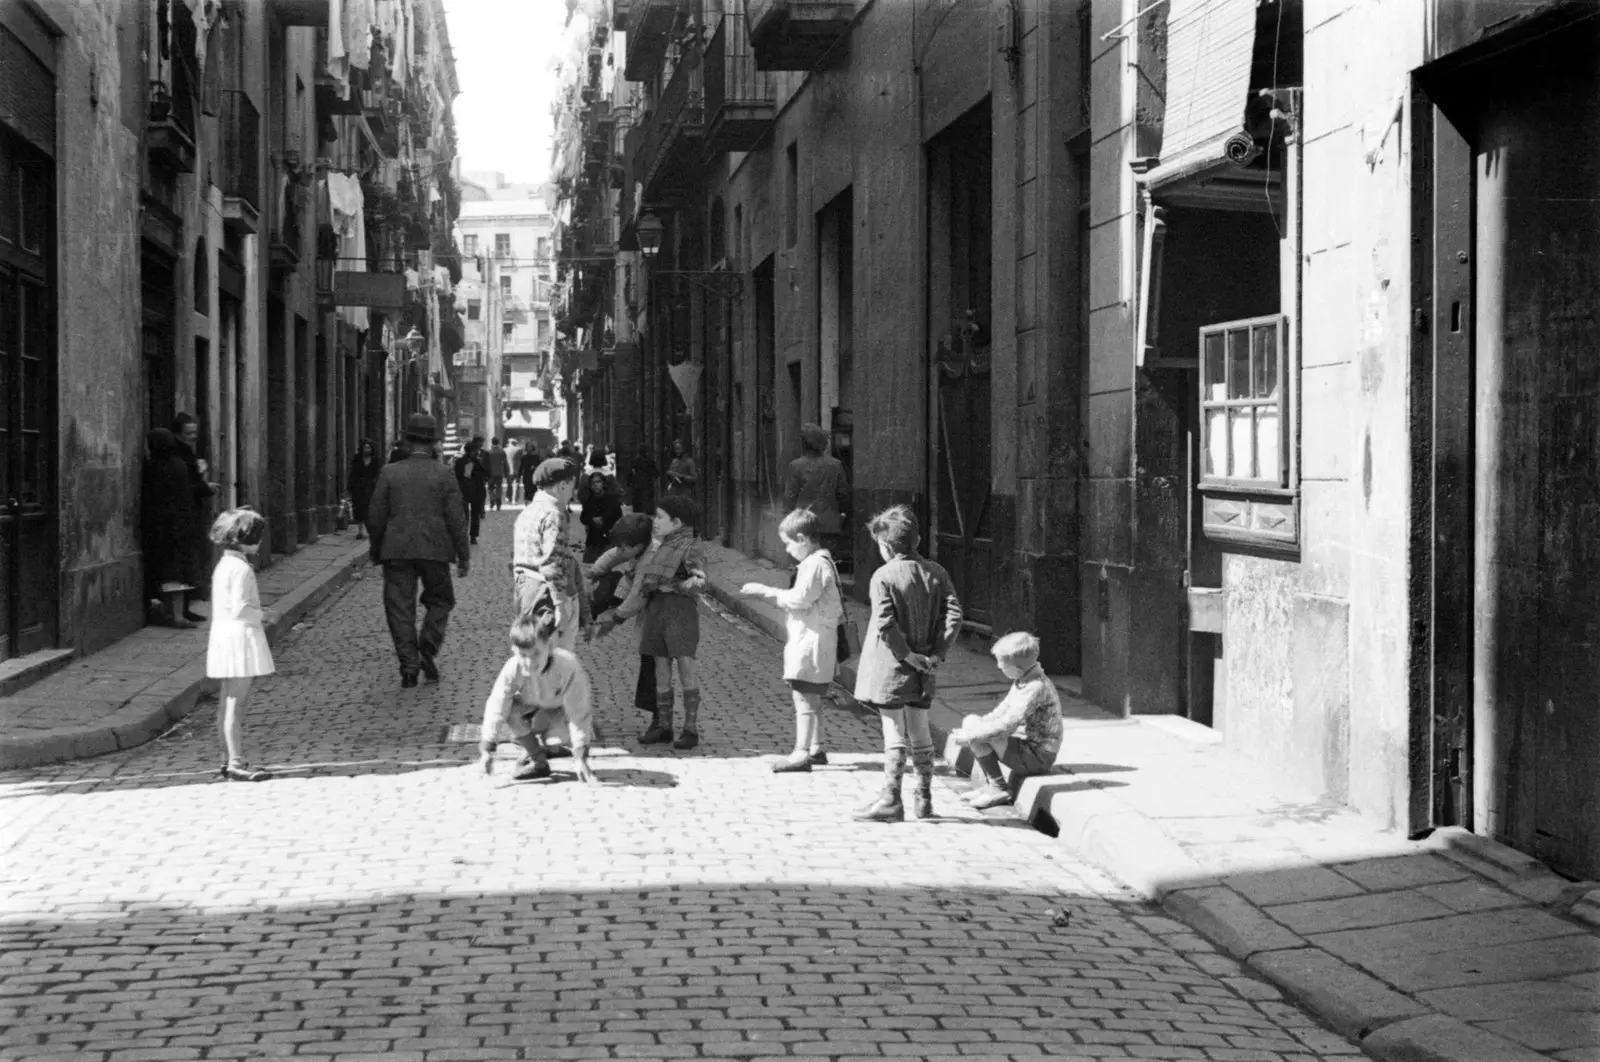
[0,508,1364,1062]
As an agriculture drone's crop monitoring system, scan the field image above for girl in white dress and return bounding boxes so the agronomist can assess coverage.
[206,508,275,781]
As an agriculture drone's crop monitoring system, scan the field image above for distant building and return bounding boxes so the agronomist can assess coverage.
[455,193,558,452]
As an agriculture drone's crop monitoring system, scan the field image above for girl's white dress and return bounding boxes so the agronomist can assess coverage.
[206,550,275,679]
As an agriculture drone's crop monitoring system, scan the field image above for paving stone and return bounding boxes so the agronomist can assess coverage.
[1418,980,1600,1022]
[1223,867,1367,908]
[1354,935,1600,992]
[1362,1013,1553,1062]
[1247,948,1425,1040]
[1162,888,1305,961]
[1330,855,1470,892]
[1311,907,1584,963]
[1412,879,1523,914]
[1265,890,1455,935]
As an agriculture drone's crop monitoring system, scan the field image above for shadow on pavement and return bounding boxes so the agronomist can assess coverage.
[0,881,1359,1059]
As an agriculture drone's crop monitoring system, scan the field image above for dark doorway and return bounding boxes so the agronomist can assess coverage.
[928,102,994,626]
[753,256,777,512]
[267,299,289,550]
[0,126,57,658]
[1422,18,1600,879]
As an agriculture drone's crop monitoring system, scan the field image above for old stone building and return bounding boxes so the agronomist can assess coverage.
[552,0,1600,879]
[1,0,460,672]
[556,0,1087,671]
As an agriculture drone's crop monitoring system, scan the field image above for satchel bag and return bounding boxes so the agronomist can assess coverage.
[825,554,861,664]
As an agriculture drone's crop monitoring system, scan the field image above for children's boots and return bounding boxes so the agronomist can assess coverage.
[639,691,675,744]
[855,749,907,822]
[911,748,936,819]
[674,689,700,750]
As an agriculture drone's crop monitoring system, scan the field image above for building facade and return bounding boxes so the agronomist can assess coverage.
[0,0,459,669]
[554,0,1600,880]
[455,175,558,453]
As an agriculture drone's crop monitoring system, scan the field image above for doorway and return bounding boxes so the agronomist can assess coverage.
[927,103,994,626]
[1421,19,1600,879]
[0,127,58,659]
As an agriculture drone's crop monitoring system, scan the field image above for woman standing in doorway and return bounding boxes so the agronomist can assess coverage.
[665,437,697,497]
[348,439,382,541]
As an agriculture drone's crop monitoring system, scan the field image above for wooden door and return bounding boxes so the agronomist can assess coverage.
[1471,29,1600,878]
[0,129,57,658]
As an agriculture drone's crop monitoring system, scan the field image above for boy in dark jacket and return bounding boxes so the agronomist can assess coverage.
[851,505,963,822]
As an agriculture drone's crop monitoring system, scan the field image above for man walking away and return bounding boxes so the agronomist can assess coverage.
[367,413,472,688]
[487,436,509,511]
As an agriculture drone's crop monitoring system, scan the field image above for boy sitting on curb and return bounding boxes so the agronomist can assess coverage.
[950,631,1062,809]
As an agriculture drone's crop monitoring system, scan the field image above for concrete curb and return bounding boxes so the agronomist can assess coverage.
[0,549,368,770]
[1361,1014,1553,1062]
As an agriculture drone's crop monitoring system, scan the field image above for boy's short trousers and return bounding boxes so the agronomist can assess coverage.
[786,678,831,695]
[512,703,565,737]
[1000,737,1057,779]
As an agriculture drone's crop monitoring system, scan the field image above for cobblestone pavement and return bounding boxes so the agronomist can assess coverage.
[0,511,1368,1062]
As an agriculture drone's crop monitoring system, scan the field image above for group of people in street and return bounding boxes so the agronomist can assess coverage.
[176,412,1065,824]
[141,413,219,629]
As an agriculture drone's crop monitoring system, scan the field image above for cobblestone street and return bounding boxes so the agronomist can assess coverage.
[0,510,1366,1062]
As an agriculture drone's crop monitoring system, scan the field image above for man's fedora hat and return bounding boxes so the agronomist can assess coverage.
[403,413,438,443]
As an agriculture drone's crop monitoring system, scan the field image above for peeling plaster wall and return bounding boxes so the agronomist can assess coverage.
[53,0,147,653]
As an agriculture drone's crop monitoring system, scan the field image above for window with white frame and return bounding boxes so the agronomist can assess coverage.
[494,233,512,258]
[1200,314,1287,489]
[499,275,511,296]
[462,234,478,255]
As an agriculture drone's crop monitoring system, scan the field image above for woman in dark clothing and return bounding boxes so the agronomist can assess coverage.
[453,437,490,543]
[348,439,382,541]
[665,437,697,496]
[580,471,624,563]
[517,444,540,503]
[629,444,658,514]
[171,413,216,617]
[142,428,200,629]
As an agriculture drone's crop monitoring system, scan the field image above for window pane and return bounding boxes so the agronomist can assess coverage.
[1205,408,1227,477]
[0,156,15,244]
[1204,331,1226,402]
[1230,408,1254,479]
[1228,328,1250,399]
[1257,407,1281,482]
[1254,323,1279,399]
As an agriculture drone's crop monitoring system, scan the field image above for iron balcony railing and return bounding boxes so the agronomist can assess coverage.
[637,56,703,197]
[220,91,260,210]
[704,7,776,153]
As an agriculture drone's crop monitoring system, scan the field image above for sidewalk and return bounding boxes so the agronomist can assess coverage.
[701,541,1600,1062]
[0,536,369,770]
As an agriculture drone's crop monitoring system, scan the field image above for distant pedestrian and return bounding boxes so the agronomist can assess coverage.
[367,413,472,688]
[487,436,509,511]
[784,423,851,553]
[628,444,658,515]
[347,439,382,541]
[511,458,590,652]
[739,509,844,773]
[949,631,1063,809]
[453,436,489,544]
[206,507,274,783]
[388,437,409,464]
[580,471,624,563]
[594,495,706,749]
[852,505,963,823]
[665,437,697,497]
[516,443,540,505]
[477,603,599,784]
[142,428,199,629]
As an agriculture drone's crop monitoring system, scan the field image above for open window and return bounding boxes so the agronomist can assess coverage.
[1201,314,1287,489]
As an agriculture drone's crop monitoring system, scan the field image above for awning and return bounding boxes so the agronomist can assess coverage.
[1153,0,1259,178]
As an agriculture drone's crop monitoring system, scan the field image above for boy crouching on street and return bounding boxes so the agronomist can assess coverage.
[478,606,599,784]
[949,631,1062,809]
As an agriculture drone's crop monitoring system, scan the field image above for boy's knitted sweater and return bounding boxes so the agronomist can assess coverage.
[512,491,583,600]
[963,665,1063,752]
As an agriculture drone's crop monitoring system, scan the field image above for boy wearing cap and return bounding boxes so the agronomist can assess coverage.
[511,457,591,651]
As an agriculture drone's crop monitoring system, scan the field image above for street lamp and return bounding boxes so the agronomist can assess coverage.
[633,210,742,298]
[636,211,664,260]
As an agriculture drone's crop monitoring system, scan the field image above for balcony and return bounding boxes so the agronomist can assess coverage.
[220,90,261,235]
[623,0,685,80]
[268,0,329,26]
[270,179,304,274]
[146,78,196,174]
[705,12,775,153]
[749,0,856,70]
[635,57,704,202]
